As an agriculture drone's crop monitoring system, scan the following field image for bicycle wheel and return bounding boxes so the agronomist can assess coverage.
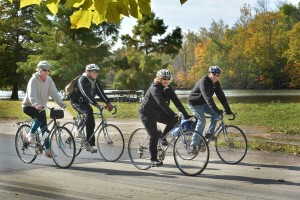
[50,126,76,168]
[62,122,82,156]
[15,124,37,164]
[215,125,248,164]
[128,128,151,170]
[174,130,209,176]
[97,124,124,162]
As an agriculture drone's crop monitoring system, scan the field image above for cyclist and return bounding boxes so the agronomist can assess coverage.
[22,60,66,158]
[139,69,191,167]
[188,66,233,149]
[70,64,113,153]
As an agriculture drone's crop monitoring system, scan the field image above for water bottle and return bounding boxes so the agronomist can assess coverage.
[42,130,50,141]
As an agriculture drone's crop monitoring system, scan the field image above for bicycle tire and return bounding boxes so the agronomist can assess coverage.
[215,125,248,164]
[50,126,76,168]
[128,128,151,170]
[174,130,209,176]
[15,124,37,164]
[62,122,82,156]
[97,124,124,162]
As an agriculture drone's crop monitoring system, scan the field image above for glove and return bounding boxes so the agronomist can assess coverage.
[60,103,67,109]
[105,103,113,112]
[35,104,43,111]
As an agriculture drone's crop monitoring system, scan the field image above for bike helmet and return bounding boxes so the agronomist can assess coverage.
[156,69,172,79]
[37,61,51,70]
[208,66,222,74]
[86,64,100,72]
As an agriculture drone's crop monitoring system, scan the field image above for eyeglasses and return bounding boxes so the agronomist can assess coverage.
[162,77,170,81]
[42,69,51,72]
[212,73,220,77]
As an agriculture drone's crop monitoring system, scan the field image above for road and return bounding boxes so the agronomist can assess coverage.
[0,118,299,200]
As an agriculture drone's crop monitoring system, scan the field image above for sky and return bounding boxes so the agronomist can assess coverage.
[119,0,300,36]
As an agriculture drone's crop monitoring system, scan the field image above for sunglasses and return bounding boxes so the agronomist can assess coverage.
[42,69,51,72]
[162,77,170,81]
[212,73,220,77]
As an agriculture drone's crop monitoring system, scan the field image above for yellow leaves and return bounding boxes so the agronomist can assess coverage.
[46,0,60,15]
[106,2,121,24]
[65,0,85,8]
[70,9,93,29]
[138,0,151,16]
[20,0,42,8]
[180,0,188,4]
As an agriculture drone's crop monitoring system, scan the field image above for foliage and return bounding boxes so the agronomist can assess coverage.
[8,0,188,29]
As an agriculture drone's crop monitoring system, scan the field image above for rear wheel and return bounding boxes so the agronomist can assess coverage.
[50,126,76,168]
[215,125,247,164]
[15,124,37,164]
[174,130,209,176]
[62,122,82,156]
[97,124,124,162]
[128,128,151,170]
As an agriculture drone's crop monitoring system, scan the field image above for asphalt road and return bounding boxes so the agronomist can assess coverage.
[0,117,299,200]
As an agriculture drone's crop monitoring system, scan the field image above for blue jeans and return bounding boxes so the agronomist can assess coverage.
[188,103,219,145]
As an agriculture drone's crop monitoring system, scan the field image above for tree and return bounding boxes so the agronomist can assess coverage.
[7,0,189,29]
[0,0,38,99]
[121,12,183,58]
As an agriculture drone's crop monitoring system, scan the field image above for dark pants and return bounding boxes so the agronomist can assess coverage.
[71,102,95,146]
[140,112,178,161]
[23,106,47,130]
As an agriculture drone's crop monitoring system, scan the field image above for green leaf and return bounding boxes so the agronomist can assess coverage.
[65,0,85,8]
[106,2,121,24]
[20,0,42,8]
[180,0,188,4]
[128,0,138,18]
[46,0,60,15]
[70,9,93,29]
[138,0,151,16]
[117,0,130,16]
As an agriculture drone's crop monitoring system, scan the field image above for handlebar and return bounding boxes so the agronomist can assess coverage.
[96,105,117,115]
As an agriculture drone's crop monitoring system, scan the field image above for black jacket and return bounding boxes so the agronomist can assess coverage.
[139,83,189,118]
[70,75,110,105]
[188,75,231,113]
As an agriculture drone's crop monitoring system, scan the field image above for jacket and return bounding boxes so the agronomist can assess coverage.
[188,75,231,113]
[139,83,189,118]
[70,73,110,105]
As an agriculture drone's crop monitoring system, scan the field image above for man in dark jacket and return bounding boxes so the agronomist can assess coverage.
[139,69,191,167]
[70,64,113,153]
[188,66,233,143]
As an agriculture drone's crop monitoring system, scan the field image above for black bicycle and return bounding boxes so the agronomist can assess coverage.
[15,107,76,168]
[62,105,124,162]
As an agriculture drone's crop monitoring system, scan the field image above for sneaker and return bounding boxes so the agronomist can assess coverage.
[199,141,206,152]
[161,138,168,146]
[86,145,97,153]
[191,145,199,154]
[45,149,57,158]
[151,160,163,167]
[75,130,85,139]
[26,134,36,144]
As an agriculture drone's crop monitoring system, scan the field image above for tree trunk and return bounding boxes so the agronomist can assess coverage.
[10,83,19,100]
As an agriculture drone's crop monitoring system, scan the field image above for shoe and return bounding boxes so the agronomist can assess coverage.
[161,138,168,146]
[205,133,212,139]
[45,149,57,158]
[86,145,97,153]
[191,145,199,154]
[199,141,206,152]
[75,130,85,139]
[26,134,36,144]
[151,160,163,167]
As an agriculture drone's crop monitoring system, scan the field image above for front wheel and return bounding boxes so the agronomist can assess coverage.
[128,128,151,170]
[50,126,76,168]
[174,130,209,176]
[97,124,124,162]
[15,124,37,164]
[215,125,248,164]
[62,122,82,156]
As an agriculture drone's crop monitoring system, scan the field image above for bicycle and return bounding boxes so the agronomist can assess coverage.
[15,107,76,168]
[128,113,210,176]
[203,113,248,164]
[62,105,124,162]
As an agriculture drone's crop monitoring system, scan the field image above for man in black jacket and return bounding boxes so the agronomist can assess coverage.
[188,66,233,142]
[139,69,191,167]
[70,64,113,153]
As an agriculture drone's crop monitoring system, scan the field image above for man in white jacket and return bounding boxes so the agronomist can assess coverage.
[22,60,66,158]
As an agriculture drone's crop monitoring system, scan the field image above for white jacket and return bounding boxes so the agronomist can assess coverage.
[22,72,64,108]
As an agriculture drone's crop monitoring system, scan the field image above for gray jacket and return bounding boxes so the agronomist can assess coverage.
[22,72,64,108]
